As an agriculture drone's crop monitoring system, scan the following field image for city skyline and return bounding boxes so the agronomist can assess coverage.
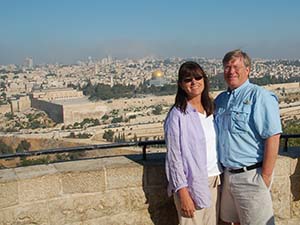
[1,0,300,64]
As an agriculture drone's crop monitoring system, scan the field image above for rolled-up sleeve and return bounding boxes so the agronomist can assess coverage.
[253,90,282,139]
[164,110,188,194]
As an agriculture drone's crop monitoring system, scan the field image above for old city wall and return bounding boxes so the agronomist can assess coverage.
[10,96,31,113]
[0,152,299,225]
[31,98,63,123]
[0,96,31,115]
[63,103,107,125]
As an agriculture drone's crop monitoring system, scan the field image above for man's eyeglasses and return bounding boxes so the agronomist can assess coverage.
[182,76,203,83]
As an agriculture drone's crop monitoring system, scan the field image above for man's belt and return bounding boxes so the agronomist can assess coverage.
[228,162,263,174]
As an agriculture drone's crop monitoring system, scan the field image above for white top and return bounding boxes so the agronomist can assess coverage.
[198,112,221,177]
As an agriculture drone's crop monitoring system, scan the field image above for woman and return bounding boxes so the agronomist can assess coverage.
[164,61,221,225]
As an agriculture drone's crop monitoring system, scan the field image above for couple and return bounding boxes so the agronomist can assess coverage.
[164,49,282,225]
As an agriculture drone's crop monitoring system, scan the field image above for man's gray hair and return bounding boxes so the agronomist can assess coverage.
[222,49,251,69]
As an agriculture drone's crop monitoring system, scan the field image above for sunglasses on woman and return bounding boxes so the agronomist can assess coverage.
[183,75,203,83]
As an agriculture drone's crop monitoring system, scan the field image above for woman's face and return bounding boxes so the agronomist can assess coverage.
[179,74,205,99]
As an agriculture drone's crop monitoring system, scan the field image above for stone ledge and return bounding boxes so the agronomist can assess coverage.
[0,152,299,225]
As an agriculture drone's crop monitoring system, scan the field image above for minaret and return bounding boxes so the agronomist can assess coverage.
[88,56,93,66]
[110,74,114,87]
[24,57,33,69]
[94,64,98,75]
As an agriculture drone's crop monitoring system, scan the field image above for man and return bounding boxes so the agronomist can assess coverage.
[214,49,282,225]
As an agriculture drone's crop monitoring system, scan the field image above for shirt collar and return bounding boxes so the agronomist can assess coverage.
[186,102,198,113]
[227,79,250,96]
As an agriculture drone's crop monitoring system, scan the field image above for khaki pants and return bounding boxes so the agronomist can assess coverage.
[174,175,220,225]
[220,168,274,225]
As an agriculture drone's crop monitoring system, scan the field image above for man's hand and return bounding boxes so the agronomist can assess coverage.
[178,187,196,218]
[261,173,272,188]
[262,134,280,188]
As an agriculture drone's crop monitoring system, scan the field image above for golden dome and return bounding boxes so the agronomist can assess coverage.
[152,70,164,79]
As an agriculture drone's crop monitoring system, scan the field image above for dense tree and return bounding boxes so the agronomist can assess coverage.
[152,105,163,115]
[282,119,300,147]
[111,117,123,123]
[103,129,115,142]
[16,140,31,153]
[0,141,14,154]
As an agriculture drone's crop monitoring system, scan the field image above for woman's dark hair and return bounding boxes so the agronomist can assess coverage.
[174,61,214,116]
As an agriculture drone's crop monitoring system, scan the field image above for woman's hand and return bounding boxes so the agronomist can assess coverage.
[178,187,196,218]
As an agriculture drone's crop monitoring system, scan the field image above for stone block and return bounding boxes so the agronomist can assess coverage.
[48,192,120,224]
[121,187,148,211]
[145,164,167,187]
[0,207,15,225]
[14,202,49,225]
[0,181,18,208]
[106,164,143,190]
[48,188,149,224]
[18,174,61,203]
[15,164,57,179]
[143,187,177,225]
[275,156,291,177]
[271,177,291,219]
[54,159,104,172]
[48,196,83,224]
[62,170,105,194]
[274,219,287,225]
[292,199,300,218]
[290,175,300,218]
[287,219,300,225]
[98,188,148,214]
[290,158,300,176]
[0,168,17,183]
[58,210,153,225]
[0,202,49,225]
[85,210,154,225]
[290,175,300,201]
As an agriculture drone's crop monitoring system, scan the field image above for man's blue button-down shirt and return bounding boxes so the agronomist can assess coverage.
[214,80,282,168]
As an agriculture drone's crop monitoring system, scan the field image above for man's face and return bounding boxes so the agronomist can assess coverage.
[223,57,250,90]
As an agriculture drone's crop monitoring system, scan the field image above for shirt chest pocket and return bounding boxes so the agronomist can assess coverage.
[230,105,251,133]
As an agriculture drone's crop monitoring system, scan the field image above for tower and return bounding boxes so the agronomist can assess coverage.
[94,64,98,75]
[110,74,114,87]
[24,57,33,69]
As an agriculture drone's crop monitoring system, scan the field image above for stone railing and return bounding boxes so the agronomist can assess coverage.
[0,151,299,225]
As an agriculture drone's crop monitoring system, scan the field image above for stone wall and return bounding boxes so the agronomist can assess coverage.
[31,98,63,123]
[0,152,299,225]
[274,150,300,225]
[63,103,107,125]
[10,96,31,113]
[32,88,84,101]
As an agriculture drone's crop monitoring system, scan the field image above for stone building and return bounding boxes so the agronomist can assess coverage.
[31,88,107,125]
[149,69,168,87]
[10,95,31,113]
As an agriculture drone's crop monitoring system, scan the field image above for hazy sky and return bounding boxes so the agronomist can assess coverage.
[1,0,300,64]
